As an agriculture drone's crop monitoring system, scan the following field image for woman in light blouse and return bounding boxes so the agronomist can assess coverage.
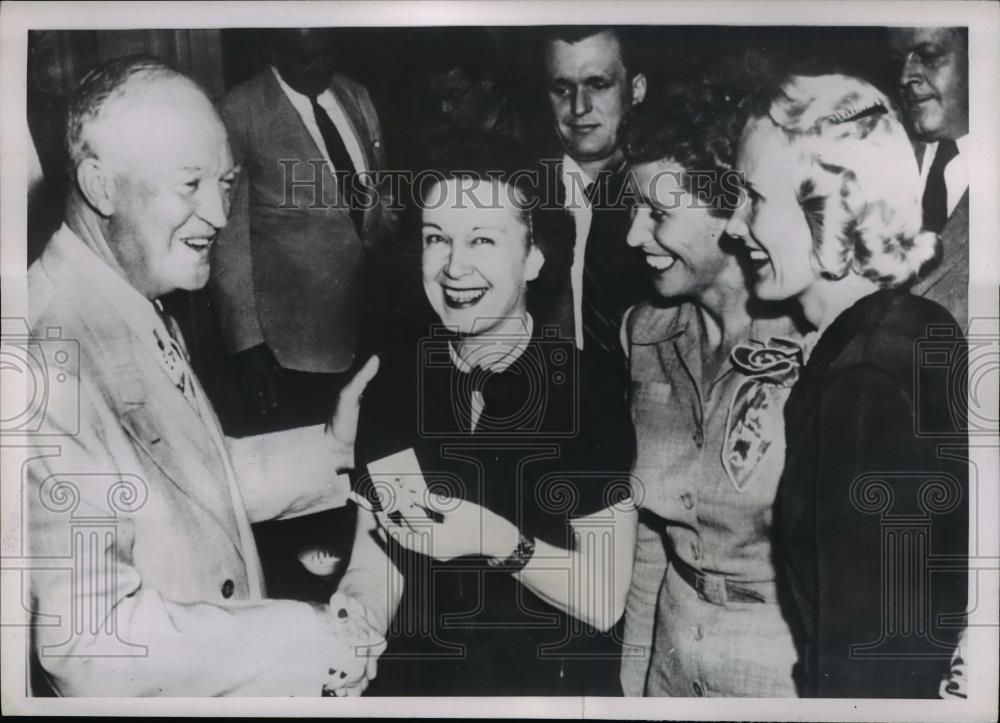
[619,85,804,697]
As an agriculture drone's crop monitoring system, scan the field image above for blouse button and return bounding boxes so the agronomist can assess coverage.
[693,681,704,696]
[692,427,704,447]
[690,543,701,561]
[694,624,704,641]
[221,579,235,599]
[680,492,694,510]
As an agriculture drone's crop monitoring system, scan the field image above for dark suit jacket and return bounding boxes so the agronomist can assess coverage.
[532,158,645,389]
[211,69,390,373]
[777,289,968,697]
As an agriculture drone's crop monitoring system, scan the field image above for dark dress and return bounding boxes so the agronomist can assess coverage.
[356,324,635,696]
[777,289,968,697]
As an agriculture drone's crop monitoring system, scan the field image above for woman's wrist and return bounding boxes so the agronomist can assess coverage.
[487,528,536,573]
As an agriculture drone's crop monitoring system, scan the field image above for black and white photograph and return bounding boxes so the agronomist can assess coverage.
[0,1,997,718]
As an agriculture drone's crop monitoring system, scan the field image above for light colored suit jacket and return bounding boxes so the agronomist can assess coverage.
[28,227,362,696]
[211,70,390,373]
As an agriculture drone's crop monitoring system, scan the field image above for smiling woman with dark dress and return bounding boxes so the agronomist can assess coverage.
[726,73,969,697]
[354,132,637,696]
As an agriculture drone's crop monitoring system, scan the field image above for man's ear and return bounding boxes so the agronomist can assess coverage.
[631,72,647,106]
[75,159,116,217]
[525,243,545,282]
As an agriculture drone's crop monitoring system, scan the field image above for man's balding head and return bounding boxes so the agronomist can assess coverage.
[66,56,237,299]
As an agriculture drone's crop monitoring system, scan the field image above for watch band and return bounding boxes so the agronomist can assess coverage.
[487,530,536,572]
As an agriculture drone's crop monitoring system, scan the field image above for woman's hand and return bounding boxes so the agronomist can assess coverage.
[374,494,520,563]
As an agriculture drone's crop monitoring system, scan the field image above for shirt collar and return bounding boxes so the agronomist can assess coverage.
[954,133,969,157]
[561,153,593,187]
[629,298,799,348]
[54,223,165,342]
[270,65,333,107]
[448,314,534,373]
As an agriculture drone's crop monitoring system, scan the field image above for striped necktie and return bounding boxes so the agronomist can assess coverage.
[153,307,198,409]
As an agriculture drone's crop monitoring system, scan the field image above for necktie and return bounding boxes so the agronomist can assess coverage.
[922,139,958,234]
[581,177,621,357]
[310,95,363,234]
[153,313,198,409]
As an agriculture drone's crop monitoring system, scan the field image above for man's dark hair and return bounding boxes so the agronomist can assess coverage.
[540,26,642,78]
[620,83,748,213]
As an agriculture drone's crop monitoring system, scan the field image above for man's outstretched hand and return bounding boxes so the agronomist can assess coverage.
[326,355,380,471]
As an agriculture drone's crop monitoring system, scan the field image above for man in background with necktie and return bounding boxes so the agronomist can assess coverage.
[890,26,969,325]
[535,27,648,391]
[210,29,396,594]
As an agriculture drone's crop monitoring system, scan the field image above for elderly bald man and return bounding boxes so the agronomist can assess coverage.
[26,55,398,697]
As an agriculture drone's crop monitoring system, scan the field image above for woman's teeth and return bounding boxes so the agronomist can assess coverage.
[444,287,487,305]
[645,254,677,271]
[747,248,769,264]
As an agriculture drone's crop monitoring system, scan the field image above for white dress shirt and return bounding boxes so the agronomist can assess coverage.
[270,66,368,177]
[918,133,969,217]
[560,155,594,349]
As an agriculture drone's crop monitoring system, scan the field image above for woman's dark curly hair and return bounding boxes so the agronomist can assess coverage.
[619,82,749,214]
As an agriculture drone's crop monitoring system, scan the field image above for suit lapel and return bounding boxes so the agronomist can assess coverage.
[914,190,969,295]
[262,70,333,185]
[40,235,247,559]
[328,75,371,167]
[328,74,378,229]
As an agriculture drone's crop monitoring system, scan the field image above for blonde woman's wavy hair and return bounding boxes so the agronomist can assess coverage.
[757,73,940,287]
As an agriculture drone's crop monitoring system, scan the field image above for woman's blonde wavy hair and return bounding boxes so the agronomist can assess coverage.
[754,73,940,287]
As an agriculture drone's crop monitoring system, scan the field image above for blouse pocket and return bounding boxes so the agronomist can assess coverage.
[630,380,680,465]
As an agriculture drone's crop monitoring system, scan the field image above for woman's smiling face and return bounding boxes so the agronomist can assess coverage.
[725,118,818,302]
[626,158,731,302]
[421,178,544,336]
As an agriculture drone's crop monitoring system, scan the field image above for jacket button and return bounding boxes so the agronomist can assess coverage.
[221,579,235,599]
[680,492,694,510]
[690,543,701,561]
[693,427,704,447]
[693,681,704,696]
[695,624,704,641]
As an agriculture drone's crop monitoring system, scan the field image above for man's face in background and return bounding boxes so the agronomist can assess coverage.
[890,27,969,142]
[270,28,336,98]
[427,66,497,132]
[544,31,645,168]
